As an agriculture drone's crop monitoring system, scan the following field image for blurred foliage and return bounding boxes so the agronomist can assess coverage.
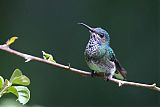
[0,98,44,107]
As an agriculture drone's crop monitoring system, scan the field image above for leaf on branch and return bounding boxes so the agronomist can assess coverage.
[7,86,30,105]
[6,36,18,46]
[10,69,30,86]
[0,76,4,89]
[42,51,56,62]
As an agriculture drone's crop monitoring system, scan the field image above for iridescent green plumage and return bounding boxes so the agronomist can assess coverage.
[79,23,127,80]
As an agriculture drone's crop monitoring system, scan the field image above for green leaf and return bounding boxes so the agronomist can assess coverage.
[7,86,18,96]
[8,86,30,105]
[0,69,30,105]
[42,51,56,62]
[0,76,4,89]
[0,79,12,97]
[10,69,30,86]
[6,36,18,46]
[12,75,30,86]
[10,69,22,82]
[3,79,12,88]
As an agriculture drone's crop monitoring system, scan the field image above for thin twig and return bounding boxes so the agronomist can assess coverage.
[0,44,160,92]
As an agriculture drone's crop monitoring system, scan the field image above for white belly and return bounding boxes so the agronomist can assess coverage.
[87,59,116,76]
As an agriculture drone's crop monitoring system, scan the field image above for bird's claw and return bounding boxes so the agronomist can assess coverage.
[104,73,112,81]
[91,70,96,77]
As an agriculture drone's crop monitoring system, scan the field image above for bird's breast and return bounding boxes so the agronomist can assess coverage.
[84,39,100,58]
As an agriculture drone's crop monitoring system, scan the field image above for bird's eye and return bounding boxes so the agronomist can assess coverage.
[99,34,104,38]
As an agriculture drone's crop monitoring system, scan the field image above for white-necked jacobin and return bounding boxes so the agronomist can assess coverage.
[78,23,127,80]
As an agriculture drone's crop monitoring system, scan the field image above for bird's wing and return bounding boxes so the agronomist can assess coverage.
[114,58,127,79]
[107,47,127,80]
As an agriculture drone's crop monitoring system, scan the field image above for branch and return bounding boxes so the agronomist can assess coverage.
[0,44,160,92]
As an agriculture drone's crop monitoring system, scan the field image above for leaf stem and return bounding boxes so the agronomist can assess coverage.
[0,79,12,97]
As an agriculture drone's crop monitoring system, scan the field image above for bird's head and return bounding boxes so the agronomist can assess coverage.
[78,23,110,45]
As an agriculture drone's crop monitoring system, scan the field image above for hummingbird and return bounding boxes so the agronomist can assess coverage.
[78,23,127,80]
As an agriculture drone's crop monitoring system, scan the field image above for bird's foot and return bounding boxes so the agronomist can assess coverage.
[91,70,96,78]
[104,72,112,81]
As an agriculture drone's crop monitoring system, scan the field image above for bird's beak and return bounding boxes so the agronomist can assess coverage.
[78,23,95,33]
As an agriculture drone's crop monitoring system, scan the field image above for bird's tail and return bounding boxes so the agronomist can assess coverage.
[114,68,127,80]
[114,59,127,80]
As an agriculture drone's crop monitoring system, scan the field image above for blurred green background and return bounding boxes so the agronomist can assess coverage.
[0,0,159,107]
